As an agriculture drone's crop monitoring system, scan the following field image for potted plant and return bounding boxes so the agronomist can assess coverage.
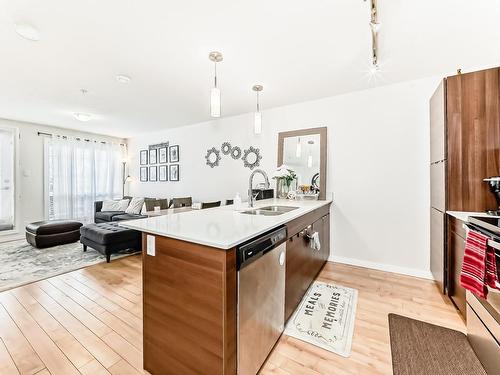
[272,165,297,199]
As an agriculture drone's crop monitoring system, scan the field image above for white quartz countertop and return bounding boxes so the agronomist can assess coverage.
[120,198,332,249]
[447,210,500,222]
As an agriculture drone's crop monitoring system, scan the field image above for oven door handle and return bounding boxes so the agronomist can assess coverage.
[463,223,500,251]
[487,239,500,251]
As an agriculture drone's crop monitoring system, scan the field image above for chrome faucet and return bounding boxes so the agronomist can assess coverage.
[248,169,270,208]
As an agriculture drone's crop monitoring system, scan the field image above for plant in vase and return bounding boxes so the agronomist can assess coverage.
[272,165,297,199]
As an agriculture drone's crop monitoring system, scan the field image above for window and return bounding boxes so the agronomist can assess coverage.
[0,127,15,232]
[44,137,125,222]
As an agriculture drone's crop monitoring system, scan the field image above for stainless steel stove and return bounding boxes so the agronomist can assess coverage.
[465,216,500,374]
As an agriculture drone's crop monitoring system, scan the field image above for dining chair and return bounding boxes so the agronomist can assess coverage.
[201,201,221,209]
[169,197,193,208]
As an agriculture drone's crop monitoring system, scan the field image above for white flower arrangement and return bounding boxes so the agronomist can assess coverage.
[272,165,297,186]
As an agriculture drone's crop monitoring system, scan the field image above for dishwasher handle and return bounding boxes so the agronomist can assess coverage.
[237,226,287,270]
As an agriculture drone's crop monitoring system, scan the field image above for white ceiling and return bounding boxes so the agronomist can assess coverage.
[0,0,499,138]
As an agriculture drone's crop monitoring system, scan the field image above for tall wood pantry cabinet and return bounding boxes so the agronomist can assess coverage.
[430,67,500,317]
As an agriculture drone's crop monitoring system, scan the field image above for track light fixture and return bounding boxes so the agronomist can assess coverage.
[370,0,380,69]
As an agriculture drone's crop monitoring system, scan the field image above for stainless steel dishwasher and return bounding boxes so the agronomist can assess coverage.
[237,226,287,375]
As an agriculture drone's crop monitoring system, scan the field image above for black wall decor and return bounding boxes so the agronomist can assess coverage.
[242,146,262,170]
[141,141,180,182]
[221,142,232,155]
[159,147,168,163]
[170,164,180,181]
[231,146,242,160]
[205,147,221,168]
[205,143,262,168]
[169,145,179,162]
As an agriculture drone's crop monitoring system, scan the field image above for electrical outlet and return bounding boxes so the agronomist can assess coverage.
[146,235,155,256]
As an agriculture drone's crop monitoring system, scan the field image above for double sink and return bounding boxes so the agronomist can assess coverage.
[240,205,298,216]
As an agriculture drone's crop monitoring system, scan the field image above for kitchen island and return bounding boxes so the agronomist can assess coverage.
[121,198,332,375]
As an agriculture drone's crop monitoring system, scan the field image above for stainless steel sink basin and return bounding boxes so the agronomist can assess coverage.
[259,205,298,212]
[240,205,298,216]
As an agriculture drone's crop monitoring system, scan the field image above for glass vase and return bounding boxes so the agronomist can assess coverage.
[276,178,296,199]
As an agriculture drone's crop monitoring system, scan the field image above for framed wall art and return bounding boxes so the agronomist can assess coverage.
[149,166,157,182]
[149,149,157,164]
[169,164,179,181]
[169,145,179,163]
[140,167,148,182]
[140,150,148,165]
[159,165,168,181]
[159,147,168,163]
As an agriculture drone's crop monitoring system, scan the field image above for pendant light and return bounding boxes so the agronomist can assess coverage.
[252,85,263,134]
[209,51,223,117]
[307,140,314,168]
[296,137,302,158]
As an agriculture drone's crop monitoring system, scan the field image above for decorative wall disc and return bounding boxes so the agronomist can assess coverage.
[205,147,221,168]
[230,146,242,160]
[221,142,232,155]
[242,146,262,169]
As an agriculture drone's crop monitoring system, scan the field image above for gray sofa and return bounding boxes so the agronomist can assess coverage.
[94,200,147,223]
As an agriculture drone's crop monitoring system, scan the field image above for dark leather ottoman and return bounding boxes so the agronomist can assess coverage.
[26,220,83,248]
[80,222,141,263]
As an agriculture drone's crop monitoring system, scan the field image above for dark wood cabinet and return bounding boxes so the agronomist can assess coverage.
[285,232,312,321]
[448,217,467,318]
[446,68,500,212]
[285,209,330,321]
[430,67,500,314]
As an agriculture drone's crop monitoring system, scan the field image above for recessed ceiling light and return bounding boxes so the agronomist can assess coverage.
[73,112,93,122]
[15,22,40,41]
[116,75,131,84]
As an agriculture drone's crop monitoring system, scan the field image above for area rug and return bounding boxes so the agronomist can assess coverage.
[388,314,486,375]
[284,281,358,357]
[0,239,139,292]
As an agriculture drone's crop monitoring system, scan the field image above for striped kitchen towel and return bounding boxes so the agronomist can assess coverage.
[460,229,500,299]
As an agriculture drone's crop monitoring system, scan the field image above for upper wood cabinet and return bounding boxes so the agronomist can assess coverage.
[430,80,446,163]
[447,67,500,212]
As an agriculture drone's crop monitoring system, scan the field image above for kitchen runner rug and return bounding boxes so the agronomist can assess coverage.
[0,239,139,292]
[284,281,358,357]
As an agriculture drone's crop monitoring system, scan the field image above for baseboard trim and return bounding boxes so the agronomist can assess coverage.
[0,233,24,244]
[330,255,434,280]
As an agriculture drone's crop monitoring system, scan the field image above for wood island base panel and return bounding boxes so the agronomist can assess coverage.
[141,203,331,375]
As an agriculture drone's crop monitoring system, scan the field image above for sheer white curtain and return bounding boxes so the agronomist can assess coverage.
[0,128,15,231]
[44,137,124,222]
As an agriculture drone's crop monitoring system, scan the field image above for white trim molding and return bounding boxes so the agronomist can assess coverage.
[330,255,434,280]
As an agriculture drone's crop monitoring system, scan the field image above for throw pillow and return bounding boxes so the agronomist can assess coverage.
[126,197,145,215]
[102,199,129,212]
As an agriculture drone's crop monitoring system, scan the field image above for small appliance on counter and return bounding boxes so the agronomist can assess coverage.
[251,188,274,201]
[483,177,500,215]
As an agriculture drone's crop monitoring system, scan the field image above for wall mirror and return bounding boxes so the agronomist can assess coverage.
[242,146,262,169]
[278,127,327,200]
[205,147,221,168]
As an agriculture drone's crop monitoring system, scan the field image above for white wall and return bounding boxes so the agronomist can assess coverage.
[128,76,440,278]
[0,118,124,243]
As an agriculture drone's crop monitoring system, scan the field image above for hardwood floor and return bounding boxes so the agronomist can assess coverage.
[0,255,463,375]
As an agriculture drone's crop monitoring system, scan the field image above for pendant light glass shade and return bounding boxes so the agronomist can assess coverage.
[211,87,221,118]
[254,111,262,134]
[296,138,302,158]
[252,85,263,135]
[209,51,223,118]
